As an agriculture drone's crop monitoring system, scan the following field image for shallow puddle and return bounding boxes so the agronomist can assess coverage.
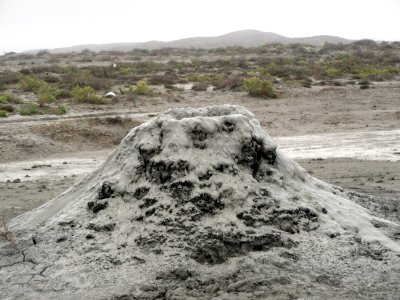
[276,129,400,161]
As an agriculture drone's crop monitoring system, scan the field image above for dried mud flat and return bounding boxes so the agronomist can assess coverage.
[0,83,400,299]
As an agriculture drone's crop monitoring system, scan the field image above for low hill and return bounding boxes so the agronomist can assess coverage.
[38,30,353,53]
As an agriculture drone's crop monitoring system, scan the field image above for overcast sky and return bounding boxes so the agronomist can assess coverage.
[1,0,399,54]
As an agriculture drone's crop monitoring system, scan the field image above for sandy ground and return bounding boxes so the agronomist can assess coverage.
[0,82,399,221]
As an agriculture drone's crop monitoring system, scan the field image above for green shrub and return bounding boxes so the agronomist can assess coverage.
[19,75,48,93]
[244,77,277,98]
[57,105,68,115]
[134,80,152,95]
[72,86,106,104]
[359,67,399,81]
[0,109,7,117]
[37,88,56,106]
[0,96,8,104]
[187,74,211,84]
[19,76,58,106]
[324,68,343,78]
[0,94,23,104]
[19,103,40,115]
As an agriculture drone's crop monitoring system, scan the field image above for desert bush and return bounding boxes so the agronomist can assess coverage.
[212,75,243,91]
[46,57,62,64]
[324,67,343,78]
[302,78,313,88]
[74,56,93,63]
[86,66,115,79]
[37,88,56,106]
[57,105,68,115]
[19,75,59,105]
[0,104,14,112]
[19,75,48,93]
[0,109,7,117]
[0,94,23,104]
[244,77,277,99]
[352,39,378,47]
[359,67,399,81]
[134,61,165,74]
[30,65,62,74]
[1,218,20,251]
[260,62,292,78]
[147,74,178,85]
[359,80,370,89]
[72,86,107,104]
[134,80,152,95]
[187,74,211,84]
[42,73,60,83]
[63,70,110,90]
[19,103,40,115]
[0,95,8,104]
[43,105,67,115]
[56,89,71,99]
[0,70,21,84]
[192,82,208,91]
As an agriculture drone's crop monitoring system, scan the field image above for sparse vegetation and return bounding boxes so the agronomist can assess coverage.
[0,39,398,118]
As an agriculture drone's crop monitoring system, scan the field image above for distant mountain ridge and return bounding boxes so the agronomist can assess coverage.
[34,30,354,54]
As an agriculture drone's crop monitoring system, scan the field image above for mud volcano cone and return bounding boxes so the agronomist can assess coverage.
[1,105,400,299]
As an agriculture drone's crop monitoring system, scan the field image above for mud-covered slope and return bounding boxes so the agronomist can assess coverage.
[1,105,400,299]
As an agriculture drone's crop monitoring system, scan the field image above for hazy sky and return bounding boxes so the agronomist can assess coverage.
[1,0,399,54]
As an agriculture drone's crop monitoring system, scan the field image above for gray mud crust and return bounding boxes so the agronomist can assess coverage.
[1,105,400,299]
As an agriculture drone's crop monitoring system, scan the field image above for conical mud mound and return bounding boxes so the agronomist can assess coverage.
[1,105,400,299]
